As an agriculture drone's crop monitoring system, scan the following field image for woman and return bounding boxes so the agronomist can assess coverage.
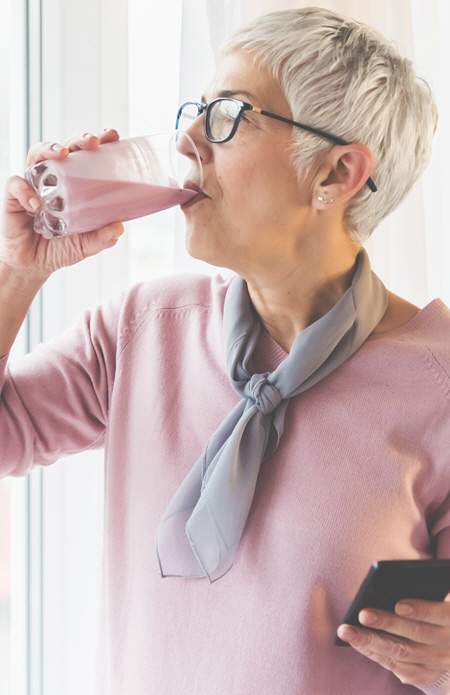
[1,7,449,695]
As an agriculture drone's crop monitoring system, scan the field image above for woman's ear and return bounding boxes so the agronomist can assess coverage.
[334,144,374,200]
[312,143,374,208]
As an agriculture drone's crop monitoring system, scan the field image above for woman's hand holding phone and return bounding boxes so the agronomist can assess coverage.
[336,560,450,689]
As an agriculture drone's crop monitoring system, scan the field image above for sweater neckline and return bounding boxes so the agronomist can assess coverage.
[365,297,447,342]
[260,297,448,362]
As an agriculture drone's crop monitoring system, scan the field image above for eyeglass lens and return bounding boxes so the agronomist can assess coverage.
[178,99,241,141]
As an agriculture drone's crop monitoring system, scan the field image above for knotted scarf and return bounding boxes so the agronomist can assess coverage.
[155,247,389,582]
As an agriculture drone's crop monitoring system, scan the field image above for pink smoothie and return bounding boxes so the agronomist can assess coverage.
[48,177,200,236]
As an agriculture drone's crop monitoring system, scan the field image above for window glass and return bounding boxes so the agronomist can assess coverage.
[0,3,12,691]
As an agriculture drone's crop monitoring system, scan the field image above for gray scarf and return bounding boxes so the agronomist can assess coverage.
[155,247,388,582]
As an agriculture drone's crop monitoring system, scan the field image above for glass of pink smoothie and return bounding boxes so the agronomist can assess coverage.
[24,130,204,238]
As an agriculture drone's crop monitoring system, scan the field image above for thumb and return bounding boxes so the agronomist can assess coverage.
[80,221,125,258]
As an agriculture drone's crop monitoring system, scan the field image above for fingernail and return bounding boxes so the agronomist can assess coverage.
[29,197,40,210]
[396,603,413,616]
[360,610,378,625]
[338,625,357,641]
[83,132,93,139]
[50,143,63,151]
[108,224,123,239]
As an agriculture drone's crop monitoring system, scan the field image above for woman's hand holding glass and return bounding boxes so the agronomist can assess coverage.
[0,128,125,280]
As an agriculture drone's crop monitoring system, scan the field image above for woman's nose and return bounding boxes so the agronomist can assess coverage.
[175,128,197,157]
[174,129,207,186]
[175,127,210,169]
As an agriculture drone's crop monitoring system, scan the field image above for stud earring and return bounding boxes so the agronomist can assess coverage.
[317,191,335,204]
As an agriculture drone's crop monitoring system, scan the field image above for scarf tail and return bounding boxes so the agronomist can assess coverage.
[156,406,270,581]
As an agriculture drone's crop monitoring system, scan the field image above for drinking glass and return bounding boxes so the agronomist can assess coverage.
[24,129,204,238]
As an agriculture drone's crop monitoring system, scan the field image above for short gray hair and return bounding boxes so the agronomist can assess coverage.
[219,6,438,244]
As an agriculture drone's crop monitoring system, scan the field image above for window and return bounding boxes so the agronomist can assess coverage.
[0,0,26,692]
[1,1,226,692]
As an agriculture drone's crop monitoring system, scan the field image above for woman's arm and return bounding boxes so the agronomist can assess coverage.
[0,261,49,358]
[0,286,125,477]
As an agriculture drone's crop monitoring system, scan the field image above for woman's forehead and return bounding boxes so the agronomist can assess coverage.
[206,52,281,109]
[216,51,265,83]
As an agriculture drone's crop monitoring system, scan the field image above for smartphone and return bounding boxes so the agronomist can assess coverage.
[335,559,450,646]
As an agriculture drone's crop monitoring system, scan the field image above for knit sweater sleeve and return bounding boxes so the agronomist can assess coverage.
[0,285,129,477]
[0,271,212,479]
[418,348,450,695]
[420,664,450,695]
[416,522,450,694]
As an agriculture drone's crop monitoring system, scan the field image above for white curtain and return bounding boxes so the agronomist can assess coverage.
[174,0,450,309]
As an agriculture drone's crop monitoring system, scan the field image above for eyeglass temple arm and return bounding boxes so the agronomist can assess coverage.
[253,106,377,193]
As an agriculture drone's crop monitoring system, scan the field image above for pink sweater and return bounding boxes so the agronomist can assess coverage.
[2,271,450,695]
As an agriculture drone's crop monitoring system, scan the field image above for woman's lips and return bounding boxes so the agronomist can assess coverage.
[181,180,210,208]
[183,179,209,197]
[181,191,208,209]
[184,181,205,195]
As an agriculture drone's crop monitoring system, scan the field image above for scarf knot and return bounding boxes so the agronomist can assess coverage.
[244,372,282,415]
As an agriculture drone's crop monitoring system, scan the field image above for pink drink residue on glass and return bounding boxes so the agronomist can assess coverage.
[59,177,199,235]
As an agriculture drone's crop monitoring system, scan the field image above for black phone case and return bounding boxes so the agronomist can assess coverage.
[335,560,450,646]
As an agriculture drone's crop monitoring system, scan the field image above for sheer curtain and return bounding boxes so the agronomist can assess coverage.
[173,0,450,309]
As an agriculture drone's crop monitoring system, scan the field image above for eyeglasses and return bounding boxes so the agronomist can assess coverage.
[176,97,377,193]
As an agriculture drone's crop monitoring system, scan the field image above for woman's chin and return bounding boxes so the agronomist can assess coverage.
[184,229,221,264]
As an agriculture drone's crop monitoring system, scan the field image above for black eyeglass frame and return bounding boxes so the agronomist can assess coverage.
[176,97,378,193]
